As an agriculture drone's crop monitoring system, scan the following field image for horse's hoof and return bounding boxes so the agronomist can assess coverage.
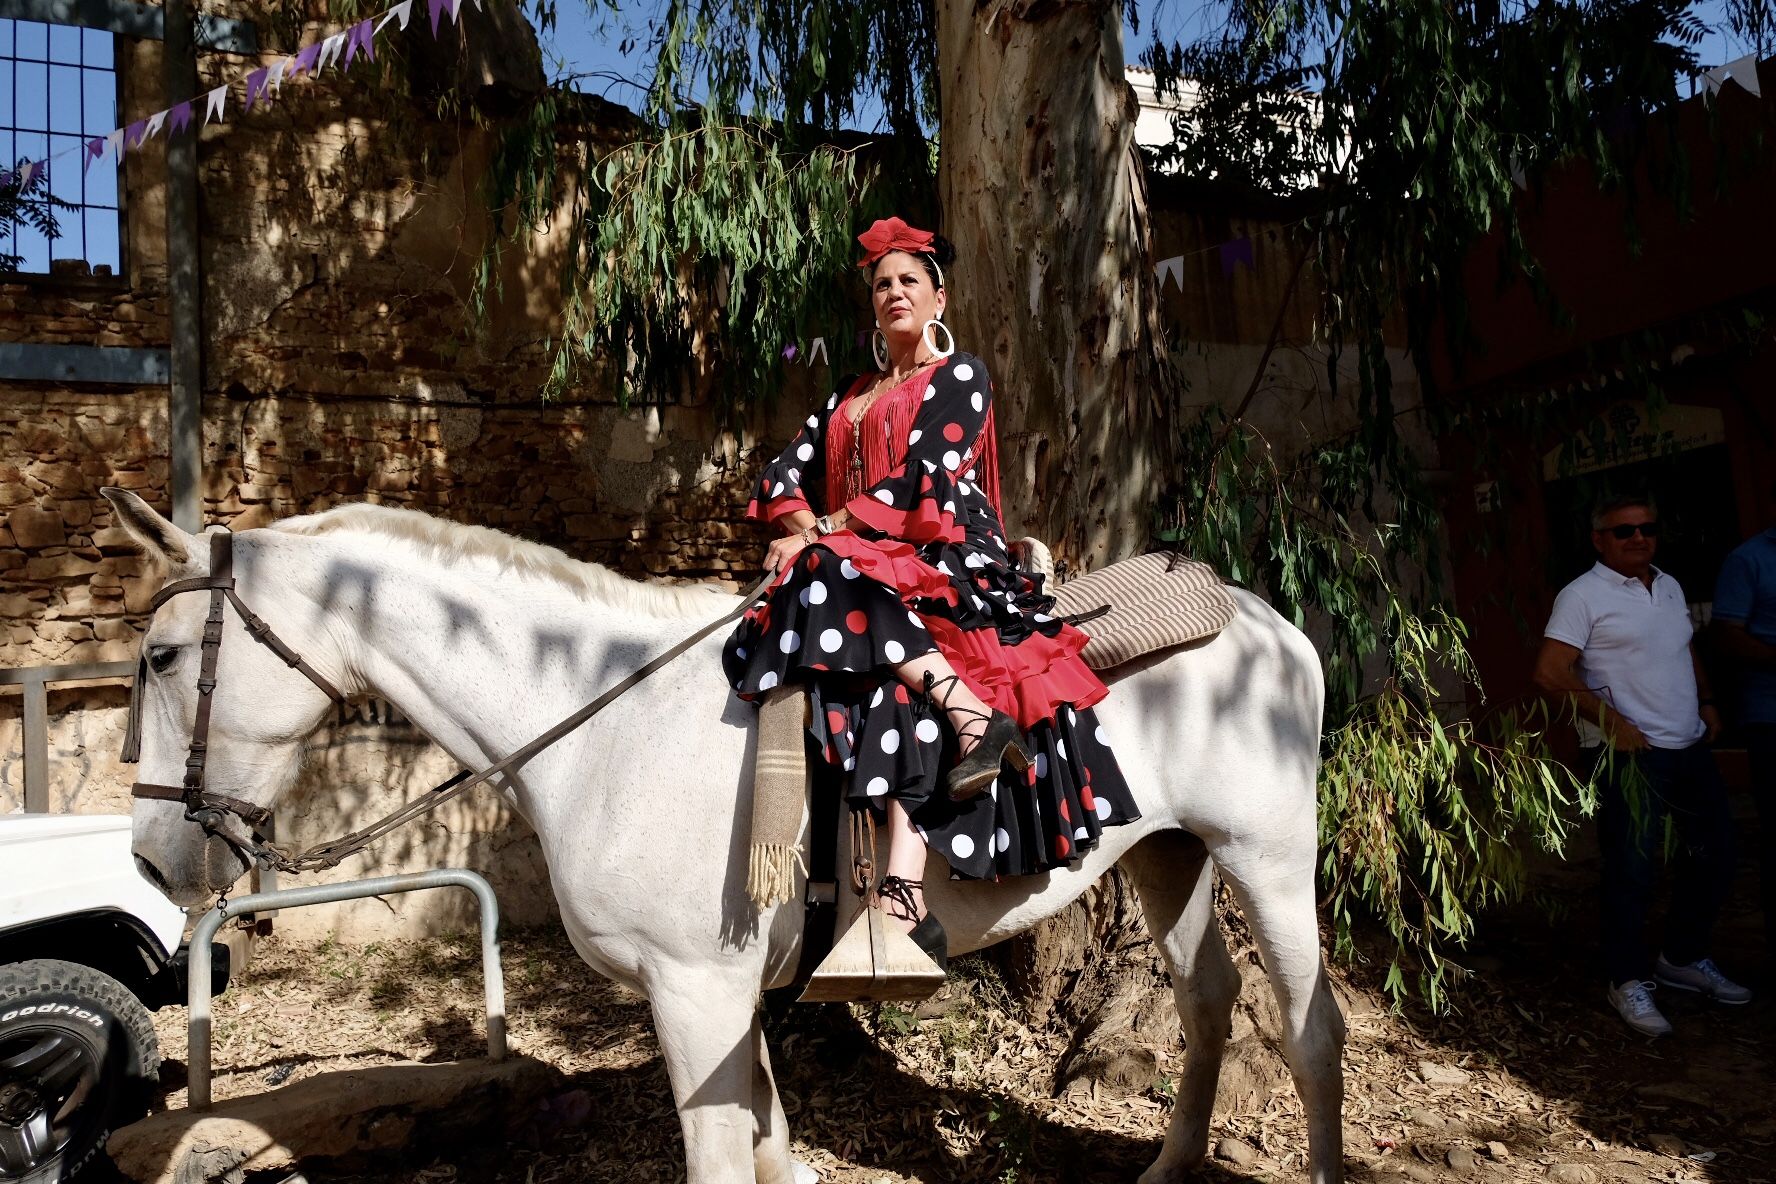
[792,1160,821,1184]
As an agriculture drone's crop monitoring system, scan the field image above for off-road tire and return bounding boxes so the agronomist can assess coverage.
[0,959,159,1183]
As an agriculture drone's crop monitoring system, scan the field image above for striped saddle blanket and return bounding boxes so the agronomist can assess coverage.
[1046,551,1235,671]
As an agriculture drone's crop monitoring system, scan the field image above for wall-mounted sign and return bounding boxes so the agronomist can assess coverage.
[1542,402,1725,480]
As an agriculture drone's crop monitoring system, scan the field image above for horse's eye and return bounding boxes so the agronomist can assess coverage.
[147,645,181,674]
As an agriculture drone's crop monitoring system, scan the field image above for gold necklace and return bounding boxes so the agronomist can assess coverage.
[846,358,935,497]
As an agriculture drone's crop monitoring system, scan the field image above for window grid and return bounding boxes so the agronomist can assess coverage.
[2,18,124,277]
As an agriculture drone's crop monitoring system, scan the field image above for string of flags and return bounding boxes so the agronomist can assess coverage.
[0,0,482,193]
[1702,53,1763,98]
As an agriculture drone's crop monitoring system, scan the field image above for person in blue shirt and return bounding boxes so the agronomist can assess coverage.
[1713,491,1776,962]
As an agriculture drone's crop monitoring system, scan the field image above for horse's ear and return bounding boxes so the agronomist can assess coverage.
[100,488,195,568]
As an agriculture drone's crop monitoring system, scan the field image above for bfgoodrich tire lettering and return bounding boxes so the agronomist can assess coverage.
[0,959,159,1183]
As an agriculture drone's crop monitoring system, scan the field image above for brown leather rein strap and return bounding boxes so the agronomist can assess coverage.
[129,527,773,876]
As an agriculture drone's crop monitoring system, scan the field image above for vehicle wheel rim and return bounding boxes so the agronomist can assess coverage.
[0,1025,103,1177]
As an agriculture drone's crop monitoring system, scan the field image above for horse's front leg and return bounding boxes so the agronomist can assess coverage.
[650,969,793,1184]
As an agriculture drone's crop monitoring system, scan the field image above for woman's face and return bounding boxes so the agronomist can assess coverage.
[872,251,946,341]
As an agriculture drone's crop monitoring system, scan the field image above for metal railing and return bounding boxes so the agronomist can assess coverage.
[0,659,134,812]
[184,869,507,1108]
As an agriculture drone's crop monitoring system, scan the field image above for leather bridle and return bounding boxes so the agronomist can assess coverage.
[125,529,767,876]
[125,531,346,864]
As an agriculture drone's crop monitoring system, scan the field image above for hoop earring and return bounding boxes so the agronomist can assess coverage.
[922,318,955,359]
[872,328,891,372]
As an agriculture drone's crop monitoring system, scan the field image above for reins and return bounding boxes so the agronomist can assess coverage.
[126,529,771,875]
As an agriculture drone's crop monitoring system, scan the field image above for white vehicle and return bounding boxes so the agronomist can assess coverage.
[0,814,227,1183]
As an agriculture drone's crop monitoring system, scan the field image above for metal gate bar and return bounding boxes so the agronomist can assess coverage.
[185,868,506,1109]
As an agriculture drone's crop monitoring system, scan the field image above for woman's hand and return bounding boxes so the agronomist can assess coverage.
[765,528,816,575]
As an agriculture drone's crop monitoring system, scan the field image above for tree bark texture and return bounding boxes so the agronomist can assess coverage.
[935,0,1178,570]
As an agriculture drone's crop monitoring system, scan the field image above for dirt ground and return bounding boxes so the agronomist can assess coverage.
[149,850,1774,1184]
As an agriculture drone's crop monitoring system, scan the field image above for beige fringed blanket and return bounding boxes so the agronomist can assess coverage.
[747,687,810,910]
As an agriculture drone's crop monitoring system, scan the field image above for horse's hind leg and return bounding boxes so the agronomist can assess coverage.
[1216,840,1347,1184]
[1120,829,1240,1184]
[649,971,777,1183]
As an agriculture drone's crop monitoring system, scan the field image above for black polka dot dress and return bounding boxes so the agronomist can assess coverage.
[723,353,1139,878]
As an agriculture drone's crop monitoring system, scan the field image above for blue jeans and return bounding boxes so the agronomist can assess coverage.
[1590,742,1735,986]
[1748,724,1776,954]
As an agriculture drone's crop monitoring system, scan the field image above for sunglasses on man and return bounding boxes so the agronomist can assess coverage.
[1602,522,1660,539]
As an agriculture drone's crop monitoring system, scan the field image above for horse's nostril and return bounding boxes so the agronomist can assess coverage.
[134,853,171,894]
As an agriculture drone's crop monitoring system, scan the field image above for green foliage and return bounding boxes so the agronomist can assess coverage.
[0,161,73,275]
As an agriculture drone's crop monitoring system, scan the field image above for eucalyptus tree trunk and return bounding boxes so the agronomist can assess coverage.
[935,0,1177,570]
[934,0,1191,1087]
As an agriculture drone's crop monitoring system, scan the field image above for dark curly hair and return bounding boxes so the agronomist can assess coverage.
[870,234,956,289]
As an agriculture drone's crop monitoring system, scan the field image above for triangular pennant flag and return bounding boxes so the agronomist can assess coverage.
[17,160,38,188]
[377,0,413,33]
[1509,154,1527,191]
[1218,236,1254,277]
[0,169,12,190]
[145,109,167,140]
[1727,53,1763,97]
[105,128,125,158]
[1154,255,1184,291]
[318,33,347,72]
[168,100,193,135]
[203,85,228,125]
[781,342,799,362]
[124,119,148,148]
[808,337,828,366]
[428,0,453,35]
[267,55,291,92]
[290,42,322,76]
[1703,67,1727,97]
[243,68,270,111]
[344,18,376,65]
[83,136,105,173]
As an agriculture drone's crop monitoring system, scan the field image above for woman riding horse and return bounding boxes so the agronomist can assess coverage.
[723,217,1140,965]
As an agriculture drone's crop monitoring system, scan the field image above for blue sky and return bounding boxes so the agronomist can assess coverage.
[0,1,1763,273]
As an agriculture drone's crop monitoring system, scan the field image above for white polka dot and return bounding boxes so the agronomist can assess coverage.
[1074,826,1089,841]
[1034,753,1049,778]
[986,830,999,856]
[970,391,983,412]
[943,501,956,513]
[819,628,843,653]
[923,459,937,472]
[942,450,961,471]
[907,611,923,627]
[965,469,977,481]
[844,756,856,771]
[772,481,785,496]
[996,827,1011,854]
[799,588,812,607]
[908,429,922,445]
[807,414,820,428]
[965,553,987,568]
[958,481,972,496]
[1056,739,1068,760]
[937,560,953,575]
[874,489,895,504]
[758,671,779,690]
[988,779,999,800]
[922,385,935,401]
[866,776,890,797]
[787,468,801,483]
[954,363,974,381]
[796,442,814,461]
[951,833,976,859]
[779,630,800,653]
[1065,707,1077,723]
[1095,725,1109,745]
[884,640,906,663]
[808,581,828,605]
[840,559,861,579]
[1033,613,1053,623]
[871,686,885,708]
[826,395,837,409]
[881,729,901,754]
[916,718,941,744]
[1095,796,1113,820]
[736,647,748,660]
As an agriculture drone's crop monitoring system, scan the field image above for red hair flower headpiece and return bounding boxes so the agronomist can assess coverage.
[856,217,936,268]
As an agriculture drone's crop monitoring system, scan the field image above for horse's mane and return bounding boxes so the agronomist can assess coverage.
[270,503,735,619]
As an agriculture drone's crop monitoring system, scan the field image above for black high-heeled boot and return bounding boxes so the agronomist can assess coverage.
[877,874,948,972]
[923,673,1031,802]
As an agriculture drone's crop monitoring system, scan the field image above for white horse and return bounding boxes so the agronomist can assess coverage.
[106,488,1344,1184]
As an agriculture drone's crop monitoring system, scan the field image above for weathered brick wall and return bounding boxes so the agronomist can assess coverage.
[0,5,824,935]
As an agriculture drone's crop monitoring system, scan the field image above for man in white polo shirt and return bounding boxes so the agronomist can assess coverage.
[1534,493,1750,1037]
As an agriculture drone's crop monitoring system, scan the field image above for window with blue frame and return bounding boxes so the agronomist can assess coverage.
[1,18,124,277]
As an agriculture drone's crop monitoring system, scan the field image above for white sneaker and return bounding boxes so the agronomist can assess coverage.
[1655,955,1753,1005]
[1607,979,1674,1036]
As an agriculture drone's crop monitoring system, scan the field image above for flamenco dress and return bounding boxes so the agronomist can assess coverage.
[722,352,1139,878]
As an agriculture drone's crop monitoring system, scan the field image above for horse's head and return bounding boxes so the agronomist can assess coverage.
[103,489,347,906]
